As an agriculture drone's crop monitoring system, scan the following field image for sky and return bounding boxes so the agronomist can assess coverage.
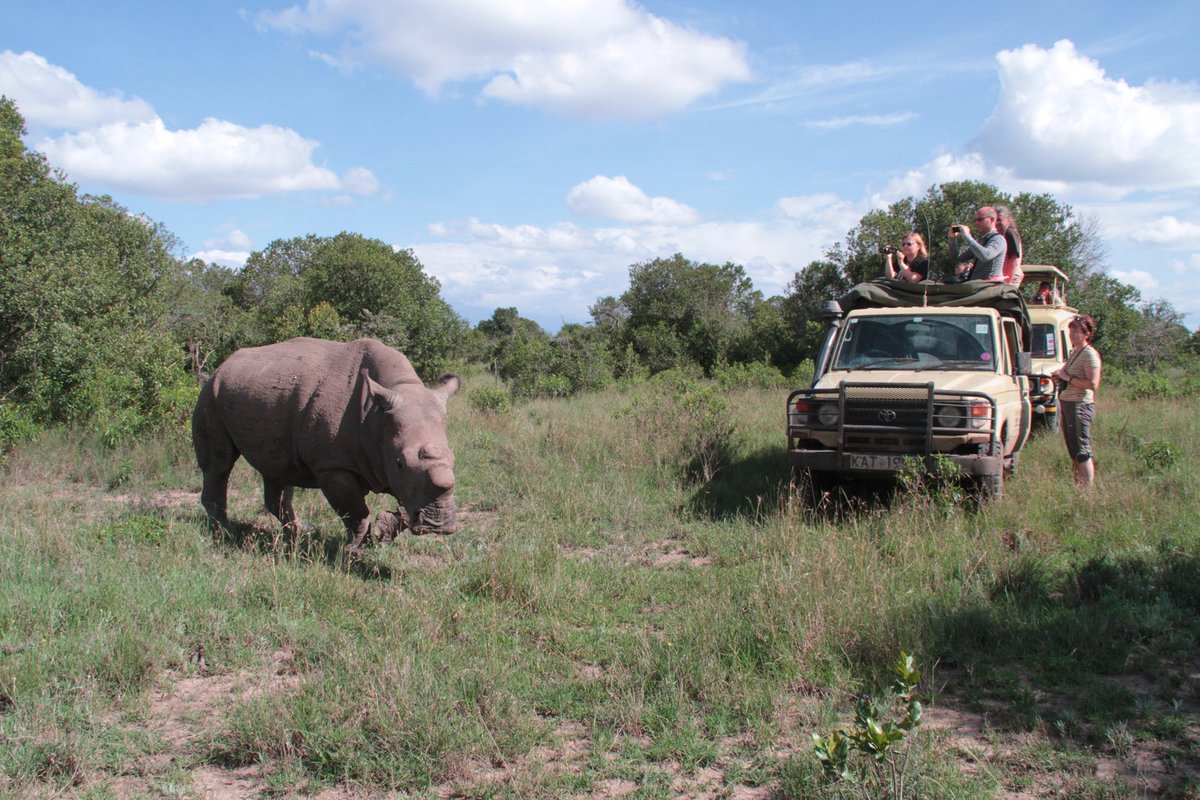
[4,1,1200,332]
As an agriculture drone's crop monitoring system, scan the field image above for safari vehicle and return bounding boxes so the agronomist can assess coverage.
[1021,264,1078,433]
[786,280,1032,501]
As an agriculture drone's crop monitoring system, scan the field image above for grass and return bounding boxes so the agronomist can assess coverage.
[1,376,1198,798]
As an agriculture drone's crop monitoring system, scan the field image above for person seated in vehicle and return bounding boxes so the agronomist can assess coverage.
[883,232,930,283]
[1032,281,1060,304]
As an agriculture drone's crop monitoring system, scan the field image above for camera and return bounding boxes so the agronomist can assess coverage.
[880,245,898,255]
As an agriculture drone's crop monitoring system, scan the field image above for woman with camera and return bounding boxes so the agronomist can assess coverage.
[1051,314,1102,488]
[883,232,929,283]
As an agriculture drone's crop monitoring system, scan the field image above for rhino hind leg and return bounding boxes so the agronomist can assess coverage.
[193,403,239,535]
[263,479,300,532]
[199,466,235,534]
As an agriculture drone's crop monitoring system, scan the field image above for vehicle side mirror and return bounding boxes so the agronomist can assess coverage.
[1016,352,1032,376]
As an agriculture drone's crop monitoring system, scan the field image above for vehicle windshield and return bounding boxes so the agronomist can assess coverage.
[1031,323,1058,359]
[832,314,996,371]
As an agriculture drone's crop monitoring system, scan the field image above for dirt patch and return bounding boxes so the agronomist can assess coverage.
[642,538,712,568]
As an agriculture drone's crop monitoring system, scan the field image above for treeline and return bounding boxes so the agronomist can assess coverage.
[2,96,1196,446]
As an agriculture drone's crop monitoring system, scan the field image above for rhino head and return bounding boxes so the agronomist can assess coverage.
[363,372,461,535]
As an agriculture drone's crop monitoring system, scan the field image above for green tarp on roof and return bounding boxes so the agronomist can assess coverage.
[838,278,1031,346]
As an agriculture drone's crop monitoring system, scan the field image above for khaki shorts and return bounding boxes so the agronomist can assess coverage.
[1060,401,1095,463]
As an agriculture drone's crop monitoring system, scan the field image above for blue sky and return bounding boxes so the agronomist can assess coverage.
[4,0,1199,331]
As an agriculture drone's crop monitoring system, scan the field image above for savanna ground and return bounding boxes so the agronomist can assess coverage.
[1,371,1198,799]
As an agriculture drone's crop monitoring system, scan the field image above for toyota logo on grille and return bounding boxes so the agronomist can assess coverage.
[878,409,897,422]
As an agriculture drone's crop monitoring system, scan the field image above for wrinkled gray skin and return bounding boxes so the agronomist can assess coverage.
[192,337,460,552]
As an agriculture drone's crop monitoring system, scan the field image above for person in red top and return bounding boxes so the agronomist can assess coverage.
[996,206,1023,285]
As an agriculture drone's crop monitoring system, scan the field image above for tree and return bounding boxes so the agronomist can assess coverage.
[1125,299,1191,369]
[778,260,851,365]
[614,253,762,375]
[161,258,254,379]
[229,233,466,377]
[1,98,186,423]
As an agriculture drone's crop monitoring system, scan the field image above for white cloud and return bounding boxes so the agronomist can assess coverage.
[567,176,700,225]
[191,248,250,269]
[0,50,155,128]
[37,117,379,202]
[204,228,253,251]
[1127,216,1200,248]
[975,39,1200,190]
[4,51,379,202]
[417,189,847,323]
[803,112,917,130]
[777,192,866,233]
[257,0,750,119]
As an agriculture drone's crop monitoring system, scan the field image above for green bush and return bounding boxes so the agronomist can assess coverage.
[0,401,39,453]
[630,371,738,483]
[789,358,815,386]
[713,360,788,390]
[467,385,511,414]
[511,373,573,400]
[1125,371,1174,399]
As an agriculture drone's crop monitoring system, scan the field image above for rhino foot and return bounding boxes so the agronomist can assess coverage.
[374,509,409,544]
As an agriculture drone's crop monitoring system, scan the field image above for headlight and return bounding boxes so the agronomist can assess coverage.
[816,404,840,427]
[935,405,963,429]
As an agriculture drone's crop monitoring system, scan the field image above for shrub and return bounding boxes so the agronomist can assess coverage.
[629,372,738,484]
[0,402,39,454]
[467,385,511,414]
[511,373,573,400]
[1125,371,1173,399]
[789,358,816,387]
[713,361,788,390]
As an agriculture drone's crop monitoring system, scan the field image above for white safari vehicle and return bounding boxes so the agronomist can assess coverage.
[1021,264,1079,433]
[787,280,1033,501]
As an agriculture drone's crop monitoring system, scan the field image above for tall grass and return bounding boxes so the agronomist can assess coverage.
[1,378,1197,797]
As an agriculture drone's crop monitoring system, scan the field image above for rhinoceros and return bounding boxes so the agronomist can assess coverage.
[192,337,460,551]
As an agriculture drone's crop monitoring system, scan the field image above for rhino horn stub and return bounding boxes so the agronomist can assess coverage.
[419,443,448,461]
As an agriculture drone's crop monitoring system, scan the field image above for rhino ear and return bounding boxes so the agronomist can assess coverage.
[432,374,460,399]
[361,370,403,416]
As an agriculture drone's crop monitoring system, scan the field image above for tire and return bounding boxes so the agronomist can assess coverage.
[1045,411,1060,435]
[797,468,835,508]
[976,473,1003,503]
[1004,451,1019,477]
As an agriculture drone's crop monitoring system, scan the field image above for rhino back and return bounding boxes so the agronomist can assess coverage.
[206,338,419,485]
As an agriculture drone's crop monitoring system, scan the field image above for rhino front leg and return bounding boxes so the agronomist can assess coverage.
[318,471,372,554]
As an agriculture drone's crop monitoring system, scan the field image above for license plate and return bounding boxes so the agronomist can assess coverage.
[847,454,904,471]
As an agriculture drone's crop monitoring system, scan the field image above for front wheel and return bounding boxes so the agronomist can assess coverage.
[975,473,1004,503]
[793,467,835,509]
[1045,411,1060,435]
